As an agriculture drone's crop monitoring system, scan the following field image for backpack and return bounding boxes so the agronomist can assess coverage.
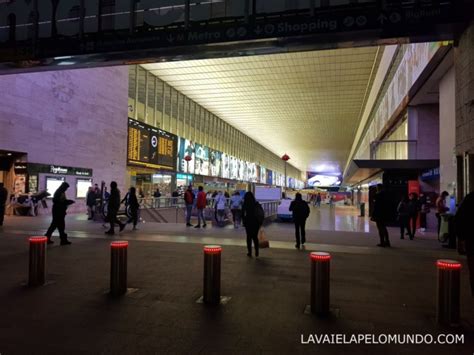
[255,202,265,225]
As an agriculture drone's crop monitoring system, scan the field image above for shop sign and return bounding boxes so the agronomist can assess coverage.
[421,168,440,181]
[50,165,69,174]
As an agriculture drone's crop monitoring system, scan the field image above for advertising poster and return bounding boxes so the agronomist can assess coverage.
[177,137,195,174]
[238,160,245,181]
[221,153,230,179]
[260,167,266,184]
[266,169,273,186]
[230,156,238,180]
[256,165,261,183]
[194,144,209,176]
[209,149,222,177]
[307,172,341,187]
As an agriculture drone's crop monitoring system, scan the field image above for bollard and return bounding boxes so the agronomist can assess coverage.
[310,252,331,316]
[203,245,222,305]
[28,236,47,287]
[436,259,461,325]
[110,241,128,296]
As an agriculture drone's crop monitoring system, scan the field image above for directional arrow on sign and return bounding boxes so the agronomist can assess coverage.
[377,14,388,25]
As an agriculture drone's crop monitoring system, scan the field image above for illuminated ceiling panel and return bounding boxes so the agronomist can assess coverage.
[143,47,382,173]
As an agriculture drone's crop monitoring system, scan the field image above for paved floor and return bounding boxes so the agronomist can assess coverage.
[0,207,472,354]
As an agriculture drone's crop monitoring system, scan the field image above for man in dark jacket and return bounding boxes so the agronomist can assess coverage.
[289,193,310,249]
[372,184,391,247]
[45,182,74,245]
[407,192,420,240]
[455,191,474,297]
[0,182,8,226]
[184,185,195,227]
[105,181,125,235]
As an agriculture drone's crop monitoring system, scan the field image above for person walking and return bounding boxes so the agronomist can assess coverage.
[455,191,474,297]
[215,191,227,223]
[407,192,419,239]
[184,185,195,227]
[123,187,140,230]
[0,182,7,226]
[153,188,161,208]
[316,193,322,208]
[289,193,310,249]
[418,193,429,231]
[45,182,74,245]
[195,186,207,228]
[371,184,391,247]
[397,195,410,240]
[435,191,449,237]
[230,191,243,228]
[242,192,263,257]
[86,186,97,220]
[105,181,125,235]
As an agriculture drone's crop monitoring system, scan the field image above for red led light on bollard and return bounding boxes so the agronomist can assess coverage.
[111,241,129,249]
[310,252,331,261]
[29,236,48,244]
[204,245,222,254]
[436,260,461,270]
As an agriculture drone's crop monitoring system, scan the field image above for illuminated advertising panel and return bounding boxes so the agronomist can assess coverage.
[209,149,222,177]
[194,144,209,176]
[177,137,195,174]
[221,153,230,179]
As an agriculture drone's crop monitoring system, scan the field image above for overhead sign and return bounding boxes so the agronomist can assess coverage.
[127,118,177,171]
[0,1,469,66]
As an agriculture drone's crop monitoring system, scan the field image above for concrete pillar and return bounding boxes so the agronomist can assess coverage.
[439,67,457,195]
[455,21,474,198]
[407,104,440,160]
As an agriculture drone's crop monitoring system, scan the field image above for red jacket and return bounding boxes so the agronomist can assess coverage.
[196,191,207,209]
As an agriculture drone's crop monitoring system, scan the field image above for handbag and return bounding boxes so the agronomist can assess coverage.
[258,227,270,248]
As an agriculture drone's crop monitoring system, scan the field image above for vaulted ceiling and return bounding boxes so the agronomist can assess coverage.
[143,46,383,174]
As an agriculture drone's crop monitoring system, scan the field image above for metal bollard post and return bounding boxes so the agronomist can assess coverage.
[310,252,331,316]
[436,259,461,325]
[28,236,47,287]
[110,241,128,296]
[203,245,222,305]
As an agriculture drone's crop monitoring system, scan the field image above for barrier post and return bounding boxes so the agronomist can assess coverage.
[110,241,128,296]
[310,252,331,316]
[203,245,222,305]
[28,236,47,287]
[436,259,461,325]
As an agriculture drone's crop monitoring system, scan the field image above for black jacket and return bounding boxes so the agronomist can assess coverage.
[289,200,310,221]
[0,187,7,206]
[86,191,97,206]
[372,190,391,223]
[108,188,121,212]
[242,201,260,229]
[52,190,73,216]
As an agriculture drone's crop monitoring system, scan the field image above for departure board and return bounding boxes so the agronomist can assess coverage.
[127,118,177,170]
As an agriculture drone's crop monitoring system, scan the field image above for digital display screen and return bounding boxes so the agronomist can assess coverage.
[46,176,65,197]
[76,178,92,199]
[127,118,177,171]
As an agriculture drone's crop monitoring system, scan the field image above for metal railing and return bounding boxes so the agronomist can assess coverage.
[136,197,280,223]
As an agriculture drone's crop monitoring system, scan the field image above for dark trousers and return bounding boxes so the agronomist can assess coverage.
[420,212,427,229]
[245,226,259,256]
[376,220,390,246]
[45,214,67,239]
[399,215,410,238]
[294,219,306,246]
[408,213,418,238]
[108,210,122,232]
[127,208,138,227]
[231,209,241,225]
[0,206,5,225]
